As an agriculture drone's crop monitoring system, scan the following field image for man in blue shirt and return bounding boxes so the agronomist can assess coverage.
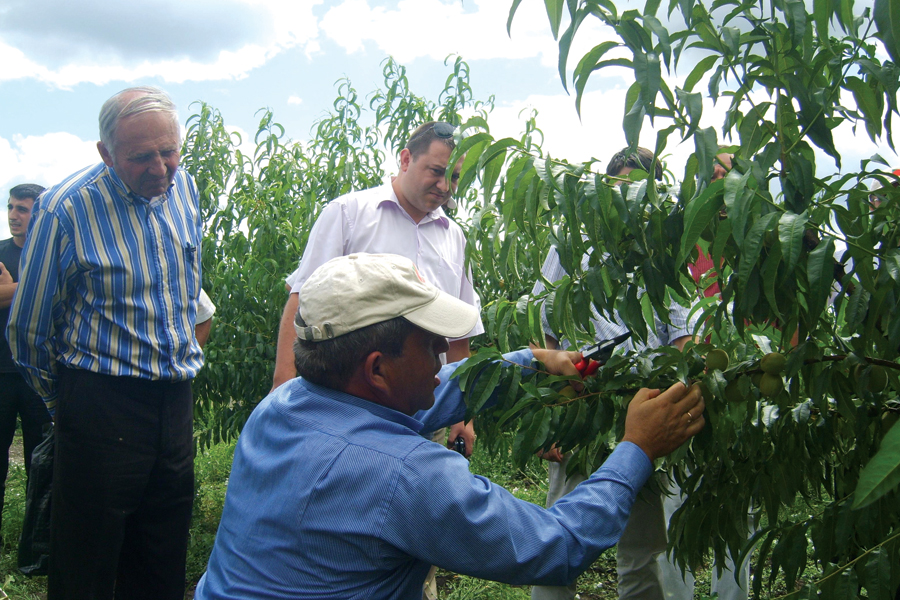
[8,87,205,600]
[195,253,705,600]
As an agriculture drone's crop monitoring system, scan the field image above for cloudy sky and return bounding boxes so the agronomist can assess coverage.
[0,0,895,239]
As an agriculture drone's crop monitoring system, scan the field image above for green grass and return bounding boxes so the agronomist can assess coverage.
[0,440,237,600]
[0,463,46,600]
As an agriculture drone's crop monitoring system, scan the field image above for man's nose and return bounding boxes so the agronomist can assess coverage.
[148,154,167,175]
[435,176,449,192]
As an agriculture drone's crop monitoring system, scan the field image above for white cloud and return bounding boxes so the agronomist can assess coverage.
[288,95,304,105]
[0,0,323,87]
[318,0,610,68]
[0,132,100,238]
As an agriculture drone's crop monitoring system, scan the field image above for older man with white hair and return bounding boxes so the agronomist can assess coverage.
[8,86,206,600]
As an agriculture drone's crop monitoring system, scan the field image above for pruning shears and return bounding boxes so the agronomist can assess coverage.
[572,331,632,379]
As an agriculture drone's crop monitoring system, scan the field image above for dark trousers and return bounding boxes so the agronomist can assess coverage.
[0,371,52,538]
[48,366,194,600]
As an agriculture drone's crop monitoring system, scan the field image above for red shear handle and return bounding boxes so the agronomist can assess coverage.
[574,358,601,378]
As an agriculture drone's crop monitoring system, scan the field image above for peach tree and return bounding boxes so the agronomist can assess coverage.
[450,0,900,597]
[181,57,494,447]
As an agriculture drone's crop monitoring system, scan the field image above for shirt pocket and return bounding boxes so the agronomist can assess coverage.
[432,255,463,298]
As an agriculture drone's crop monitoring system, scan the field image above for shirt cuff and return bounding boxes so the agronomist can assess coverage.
[600,442,654,489]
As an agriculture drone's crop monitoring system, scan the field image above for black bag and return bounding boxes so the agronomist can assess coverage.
[17,424,53,576]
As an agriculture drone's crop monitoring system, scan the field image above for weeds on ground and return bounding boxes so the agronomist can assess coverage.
[0,440,238,599]
[0,463,46,600]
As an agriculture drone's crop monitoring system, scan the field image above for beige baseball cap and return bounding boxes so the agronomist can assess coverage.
[296,253,478,342]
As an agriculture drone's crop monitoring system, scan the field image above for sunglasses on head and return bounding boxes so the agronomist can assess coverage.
[410,122,456,143]
[431,122,456,138]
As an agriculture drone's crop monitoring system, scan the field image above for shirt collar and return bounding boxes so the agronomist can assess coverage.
[104,164,171,206]
[378,184,450,228]
[297,377,425,433]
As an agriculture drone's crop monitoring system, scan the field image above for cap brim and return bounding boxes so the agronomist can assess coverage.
[403,291,478,339]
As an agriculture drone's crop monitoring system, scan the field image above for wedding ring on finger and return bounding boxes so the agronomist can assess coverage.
[686,410,694,424]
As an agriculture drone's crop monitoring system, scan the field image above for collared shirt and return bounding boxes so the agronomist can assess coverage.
[285,183,483,339]
[532,247,695,351]
[195,348,652,600]
[7,162,204,411]
[198,289,216,323]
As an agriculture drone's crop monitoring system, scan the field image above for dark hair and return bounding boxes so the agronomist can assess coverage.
[606,147,663,181]
[9,183,45,201]
[406,121,455,159]
[293,314,418,391]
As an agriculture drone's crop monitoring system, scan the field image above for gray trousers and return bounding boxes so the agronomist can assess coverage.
[531,455,750,600]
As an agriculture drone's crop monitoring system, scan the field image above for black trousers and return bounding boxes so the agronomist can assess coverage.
[48,366,194,600]
[0,371,52,538]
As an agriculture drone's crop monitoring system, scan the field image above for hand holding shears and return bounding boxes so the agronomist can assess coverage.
[571,331,632,380]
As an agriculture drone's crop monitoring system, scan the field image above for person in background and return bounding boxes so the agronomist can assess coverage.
[532,147,747,600]
[0,183,52,546]
[194,253,706,600]
[8,86,207,600]
[272,121,483,458]
[688,150,733,298]
[868,167,900,208]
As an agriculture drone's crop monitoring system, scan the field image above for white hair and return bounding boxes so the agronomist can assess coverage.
[98,86,179,154]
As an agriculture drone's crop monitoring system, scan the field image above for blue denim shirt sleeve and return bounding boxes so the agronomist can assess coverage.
[381,439,652,586]
[415,348,534,432]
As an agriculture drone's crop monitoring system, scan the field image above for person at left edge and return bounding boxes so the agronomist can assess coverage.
[0,183,53,547]
[8,86,204,600]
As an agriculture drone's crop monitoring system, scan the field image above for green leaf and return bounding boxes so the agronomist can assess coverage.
[761,241,784,320]
[469,362,503,415]
[524,407,552,455]
[678,179,724,267]
[572,42,621,115]
[778,211,807,273]
[623,83,646,149]
[783,0,808,48]
[874,0,900,64]
[633,51,662,123]
[854,418,900,508]
[683,55,719,93]
[544,0,565,40]
[675,88,703,138]
[807,237,836,324]
[845,283,871,330]
[481,156,504,205]
[721,26,741,56]
[453,349,499,393]
[643,15,672,66]
[738,212,779,292]
[862,547,892,600]
[507,0,525,35]
[845,76,883,139]
[813,0,833,47]
[694,127,718,184]
[883,248,900,285]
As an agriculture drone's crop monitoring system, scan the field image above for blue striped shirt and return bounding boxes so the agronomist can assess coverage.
[7,162,204,411]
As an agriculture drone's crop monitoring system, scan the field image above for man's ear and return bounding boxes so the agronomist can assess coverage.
[362,350,391,396]
[97,142,115,167]
[398,148,412,173]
